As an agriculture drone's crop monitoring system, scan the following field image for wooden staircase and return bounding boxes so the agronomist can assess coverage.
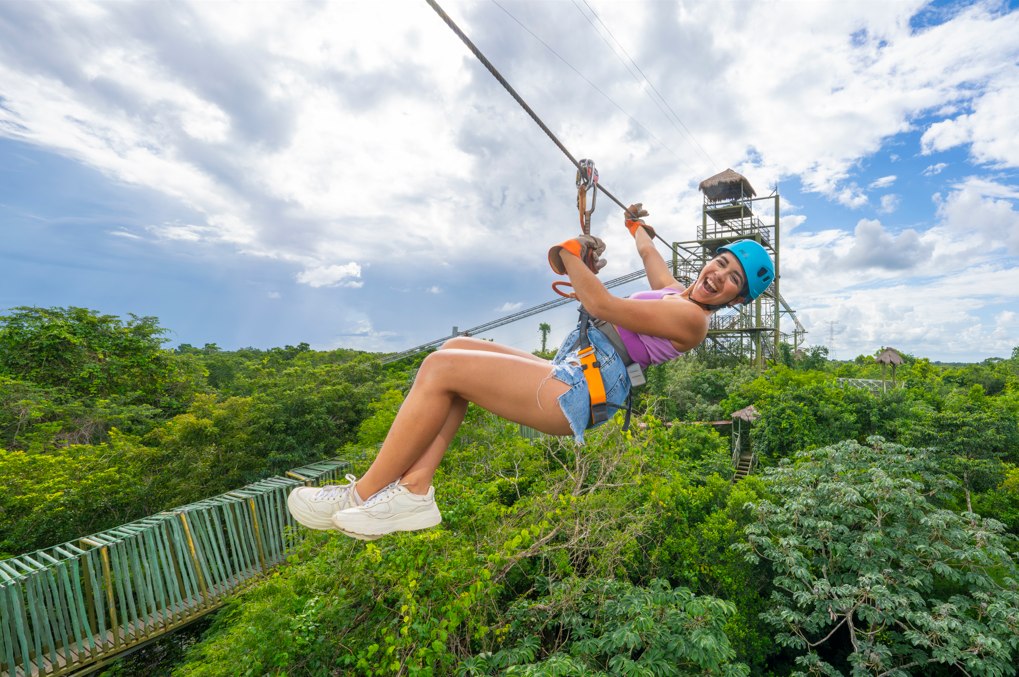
[733,452,755,481]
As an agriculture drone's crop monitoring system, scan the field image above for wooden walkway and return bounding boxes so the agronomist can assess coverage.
[0,460,349,677]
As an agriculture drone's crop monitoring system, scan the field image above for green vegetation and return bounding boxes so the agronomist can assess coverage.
[2,307,1018,675]
[0,307,392,556]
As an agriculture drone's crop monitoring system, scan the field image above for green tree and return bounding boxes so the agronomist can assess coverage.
[0,431,155,555]
[973,464,1019,535]
[798,345,829,371]
[538,322,551,355]
[903,386,1019,511]
[0,306,201,411]
[739,437,1019,676]
[650,354,754,421]
[462,578,749,676]
[721,366,875,461]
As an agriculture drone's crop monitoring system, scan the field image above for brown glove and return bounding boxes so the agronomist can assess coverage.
[625,203,656,239]
[548,234,607,275]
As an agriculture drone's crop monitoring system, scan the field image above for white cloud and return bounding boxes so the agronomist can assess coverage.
[798,261,1019,360]
[934,177,1019,254]
[2,0,1018,361]
[841,219,932,271]
[834,184,868,209]
[148,223,216,242]
[497,301,523,312]
[108,229,141,240]
[781,213,809,233]
[325,317,399,351]
[295,262,362,288]
[921,76,1019,167]
[878,194,900,214]
[1,0,1016,276]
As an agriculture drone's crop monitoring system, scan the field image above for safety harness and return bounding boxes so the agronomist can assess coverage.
[546,158,648,430]
[570,308,646,430]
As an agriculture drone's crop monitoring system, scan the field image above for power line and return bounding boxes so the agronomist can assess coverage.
[573,0,718,170]
[382,268,651,364]
[425,0,687,258]
[828,320,839,360]
[489,0,689,170]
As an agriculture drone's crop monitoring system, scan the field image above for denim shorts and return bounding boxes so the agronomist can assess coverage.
[550,324,631,444]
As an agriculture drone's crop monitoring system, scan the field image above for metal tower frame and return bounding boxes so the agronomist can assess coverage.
[670,180,797,367]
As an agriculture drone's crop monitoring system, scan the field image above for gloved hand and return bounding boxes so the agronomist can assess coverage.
[625,203,656,239]
[548,234,607,275]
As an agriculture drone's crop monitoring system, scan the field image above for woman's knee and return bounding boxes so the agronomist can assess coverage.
[417,350,459,387]
[440,336,480,351]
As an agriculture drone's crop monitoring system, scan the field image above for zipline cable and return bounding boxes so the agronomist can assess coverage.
[425,0,688,256]
[425,0,622,214]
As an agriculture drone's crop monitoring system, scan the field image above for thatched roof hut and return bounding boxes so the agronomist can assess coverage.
[698,168,757,202]
[876,347,904,365]
[732,404,760,423]
[876,347,904,389]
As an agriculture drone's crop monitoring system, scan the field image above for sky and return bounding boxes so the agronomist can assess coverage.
[1,0,1018,363]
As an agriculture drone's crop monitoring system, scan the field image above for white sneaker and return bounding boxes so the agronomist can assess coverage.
[331,481,442,536]
[287,474,361,530]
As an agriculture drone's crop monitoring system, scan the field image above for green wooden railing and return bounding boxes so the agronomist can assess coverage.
[0,459,349,677]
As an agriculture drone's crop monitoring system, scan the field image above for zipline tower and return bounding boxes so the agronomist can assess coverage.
[672,169,782,367]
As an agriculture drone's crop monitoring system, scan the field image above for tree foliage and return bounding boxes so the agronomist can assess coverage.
[0,306,201,411]
[3,307,1019,676]
[739,437,1019,676]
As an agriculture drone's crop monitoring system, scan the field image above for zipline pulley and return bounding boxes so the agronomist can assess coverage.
[576,158,598,235]
[553,158,600,301]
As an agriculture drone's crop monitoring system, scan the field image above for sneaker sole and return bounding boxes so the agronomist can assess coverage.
[335,507,442,536]
[287,491,338,531]
[337,529,382,541]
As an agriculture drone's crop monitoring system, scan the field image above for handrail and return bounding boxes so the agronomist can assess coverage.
[1,460,349,677]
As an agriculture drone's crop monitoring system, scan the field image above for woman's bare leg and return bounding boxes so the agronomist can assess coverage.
[440,335,549,362]
[360,336,550,495]
[356,346,571,498]
[398,395,467,493]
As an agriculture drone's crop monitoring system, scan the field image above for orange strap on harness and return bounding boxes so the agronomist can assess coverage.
[577,309,609,425]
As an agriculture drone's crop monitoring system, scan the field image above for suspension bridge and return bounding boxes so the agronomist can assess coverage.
[0,460,348,677]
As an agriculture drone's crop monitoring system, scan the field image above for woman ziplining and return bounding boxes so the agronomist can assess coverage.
[288,0,774,539]
[287,207,774,539]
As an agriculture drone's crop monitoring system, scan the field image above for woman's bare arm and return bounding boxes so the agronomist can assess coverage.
[632,227,683,291]
[562,255,707,351]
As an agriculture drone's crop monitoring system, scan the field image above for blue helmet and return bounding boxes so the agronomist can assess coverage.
[716,239,774,304]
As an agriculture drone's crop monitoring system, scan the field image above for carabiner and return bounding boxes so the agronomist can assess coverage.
[575,158,598,235]
[551,280,577,299]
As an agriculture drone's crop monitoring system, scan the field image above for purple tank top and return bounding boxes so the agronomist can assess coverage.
[615,288,684,369]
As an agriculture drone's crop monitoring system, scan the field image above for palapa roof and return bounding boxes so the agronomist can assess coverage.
[698,168,757,201]
[876,347,904,365]
[731,404,760,423]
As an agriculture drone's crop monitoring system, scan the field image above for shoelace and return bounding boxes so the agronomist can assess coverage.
[362,481,403,508]
[313,474,357,501]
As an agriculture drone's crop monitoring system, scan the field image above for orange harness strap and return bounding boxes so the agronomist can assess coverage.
[577,310,609,425]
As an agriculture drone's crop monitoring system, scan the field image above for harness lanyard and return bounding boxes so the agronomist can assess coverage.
[572,160,631,429]
[554,159,600,301]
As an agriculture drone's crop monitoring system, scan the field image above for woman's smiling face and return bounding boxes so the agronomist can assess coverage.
[691,252,746,306]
